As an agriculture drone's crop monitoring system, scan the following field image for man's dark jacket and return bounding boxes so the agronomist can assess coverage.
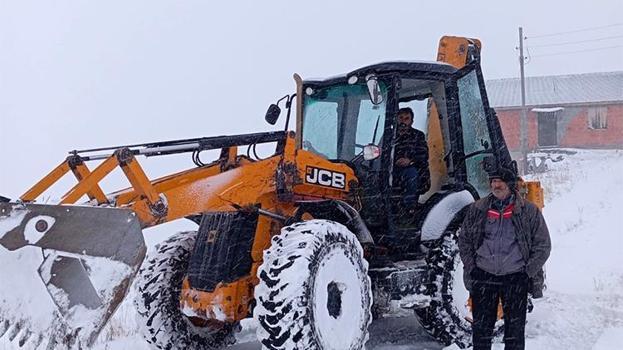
[458,192,551,297]
[394,127,430,193]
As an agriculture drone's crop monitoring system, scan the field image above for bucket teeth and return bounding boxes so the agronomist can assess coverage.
[0,314,64,349]
[28,333,45,349]
[0,318,8,338]
[17,329,32,347]
[7,319,23,341]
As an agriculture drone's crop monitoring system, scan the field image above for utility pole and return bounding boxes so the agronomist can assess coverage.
[518,27,528,175]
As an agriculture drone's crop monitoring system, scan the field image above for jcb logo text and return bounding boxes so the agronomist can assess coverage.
[305,166,345,189]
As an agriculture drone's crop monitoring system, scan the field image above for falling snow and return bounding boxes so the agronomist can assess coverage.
[1,149,622,349]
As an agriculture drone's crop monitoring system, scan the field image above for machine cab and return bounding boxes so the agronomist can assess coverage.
[296,57,513,238]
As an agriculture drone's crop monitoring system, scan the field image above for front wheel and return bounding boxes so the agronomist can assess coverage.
[254,220,372,350]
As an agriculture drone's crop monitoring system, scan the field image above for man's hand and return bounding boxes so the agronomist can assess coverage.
[396,158,412,167]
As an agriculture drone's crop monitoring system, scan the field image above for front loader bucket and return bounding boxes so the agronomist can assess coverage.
[0,202,146,347]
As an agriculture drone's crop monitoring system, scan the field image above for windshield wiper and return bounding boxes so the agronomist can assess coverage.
[371,115,380,145]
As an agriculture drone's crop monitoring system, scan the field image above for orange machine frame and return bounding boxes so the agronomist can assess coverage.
[20,132,358,323]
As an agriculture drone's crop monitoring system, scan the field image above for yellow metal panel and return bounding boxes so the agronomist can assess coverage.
[60,156,119,204]
[20,161,71,202]
[437,36,481,69]
[124,156,281,227]
[292,149,356,200]
[426,103,447,196]
[72,163,108,204]
[519,179,545,209]
[179,276,256,322]
[111,161,224,205]
[120,156,161,206]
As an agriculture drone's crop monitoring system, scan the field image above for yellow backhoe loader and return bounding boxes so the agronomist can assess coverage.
[0,36,543,349]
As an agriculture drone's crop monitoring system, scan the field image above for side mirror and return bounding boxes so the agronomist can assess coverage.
[265,104,281,125]
[363,144,381,161]
[366,75,384,105]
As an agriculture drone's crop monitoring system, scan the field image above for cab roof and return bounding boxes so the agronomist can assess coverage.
[303,61,458,86]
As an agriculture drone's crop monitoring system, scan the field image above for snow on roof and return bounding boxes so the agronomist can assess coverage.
[531,107,564,112]
[486,71,623,108]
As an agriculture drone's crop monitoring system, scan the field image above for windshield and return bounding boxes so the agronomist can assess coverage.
[302,82,387,160]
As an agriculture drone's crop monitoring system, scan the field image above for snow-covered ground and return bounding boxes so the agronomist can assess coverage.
[517,149,623,350]
[2,148,623,349]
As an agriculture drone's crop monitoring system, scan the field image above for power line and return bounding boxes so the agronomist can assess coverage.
[526,23,623,39]
[524,47,532,65]
[531,45,623,57]
[528,35,623,48]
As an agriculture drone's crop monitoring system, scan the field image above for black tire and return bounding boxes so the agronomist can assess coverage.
[415,228,503,349]
[254,220,372,350]
[134,231,237,350]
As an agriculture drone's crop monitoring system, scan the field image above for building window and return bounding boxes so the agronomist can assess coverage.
[588,106,607,129]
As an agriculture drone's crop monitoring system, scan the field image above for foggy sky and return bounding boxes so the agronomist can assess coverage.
[1,0,622,200]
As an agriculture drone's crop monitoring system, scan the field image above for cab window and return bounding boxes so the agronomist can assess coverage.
[457,69,493,197]
[302,82,387,161]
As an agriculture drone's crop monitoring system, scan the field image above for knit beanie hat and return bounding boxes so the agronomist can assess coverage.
[488,167,518,189]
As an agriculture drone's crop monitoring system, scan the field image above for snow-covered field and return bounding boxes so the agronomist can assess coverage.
[2,148,623,349]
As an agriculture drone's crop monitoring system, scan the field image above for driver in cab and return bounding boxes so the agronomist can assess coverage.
[394,107,430,211]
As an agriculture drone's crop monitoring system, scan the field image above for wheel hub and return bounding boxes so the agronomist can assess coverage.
[312,245,367,349]
[327,282,344,319]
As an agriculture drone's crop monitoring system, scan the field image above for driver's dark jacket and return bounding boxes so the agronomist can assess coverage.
[394,127,430,193]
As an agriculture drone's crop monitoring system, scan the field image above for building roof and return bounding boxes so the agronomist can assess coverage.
[486,71,623,108]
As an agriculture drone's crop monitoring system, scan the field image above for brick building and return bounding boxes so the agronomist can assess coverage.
[486,71,623,154]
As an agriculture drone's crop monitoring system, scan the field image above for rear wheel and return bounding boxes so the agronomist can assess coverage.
[254,220,372,350]
[415,228,503,348]
[134,231,237,350]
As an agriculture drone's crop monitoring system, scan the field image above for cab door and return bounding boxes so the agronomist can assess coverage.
[448,63,513,198]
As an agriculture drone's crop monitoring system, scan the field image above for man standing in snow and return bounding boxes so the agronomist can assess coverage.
[459,167,551,350]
